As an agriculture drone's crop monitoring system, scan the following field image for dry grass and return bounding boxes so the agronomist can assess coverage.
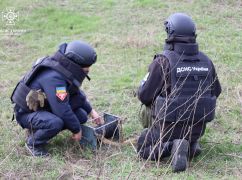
[0,0,241,179]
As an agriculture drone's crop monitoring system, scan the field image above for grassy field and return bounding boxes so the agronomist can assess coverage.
[0,0,241,179]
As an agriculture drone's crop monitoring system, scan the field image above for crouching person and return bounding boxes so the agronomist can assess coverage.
[137,13,221,172]
[11,40,103,157]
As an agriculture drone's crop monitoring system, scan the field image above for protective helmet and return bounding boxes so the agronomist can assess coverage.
[164,13,196,37]
[62,40,97,67]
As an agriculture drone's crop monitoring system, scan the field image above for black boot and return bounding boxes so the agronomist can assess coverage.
[25,143,49,157]
[171,139,189,172]
[137,129,172,161]
[161,141,172,158]
[189,141,202,158]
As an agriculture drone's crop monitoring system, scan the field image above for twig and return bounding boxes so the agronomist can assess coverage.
[203,141,241,145]
[193,144,217,169]
[0,148,15,167]
[202,141,222,145]
[218,153,242,159]
[127,139,137,153]
[125,170,133,180]
[236,87,242,106]
[105,152,122,160]
[99,137,120,147]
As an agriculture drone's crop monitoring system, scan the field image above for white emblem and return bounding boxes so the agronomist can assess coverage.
[141,72,150,86]
[1,7,19,26]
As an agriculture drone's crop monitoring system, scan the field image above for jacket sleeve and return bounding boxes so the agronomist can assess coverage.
[138,56,169,106]
[39,70,81,134]
[78,90,92,114]
[69,87,93,114]
[211,63,222,97]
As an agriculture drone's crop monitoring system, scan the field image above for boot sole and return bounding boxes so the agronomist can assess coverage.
[171,139,189,172]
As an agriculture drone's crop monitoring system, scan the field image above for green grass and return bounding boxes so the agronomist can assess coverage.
[0,0,241,179]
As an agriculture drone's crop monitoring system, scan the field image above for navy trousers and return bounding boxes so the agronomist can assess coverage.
[16,108,88,146]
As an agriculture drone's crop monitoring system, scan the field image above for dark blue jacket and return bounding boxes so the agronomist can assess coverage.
[16,68,92,134]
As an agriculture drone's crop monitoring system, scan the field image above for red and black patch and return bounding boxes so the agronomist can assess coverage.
[56,87,68,102]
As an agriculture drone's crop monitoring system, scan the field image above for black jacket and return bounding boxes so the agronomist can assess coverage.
[138,53,221,106]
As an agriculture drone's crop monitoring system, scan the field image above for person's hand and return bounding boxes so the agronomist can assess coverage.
[72,131,82,141]
[90,109,104,125]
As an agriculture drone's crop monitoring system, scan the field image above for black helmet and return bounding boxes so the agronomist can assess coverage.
[164,13,196,37]
[60,40,97,67]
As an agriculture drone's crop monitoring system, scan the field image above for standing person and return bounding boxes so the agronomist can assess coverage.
[137,13,221,172]
[11,40,104,157]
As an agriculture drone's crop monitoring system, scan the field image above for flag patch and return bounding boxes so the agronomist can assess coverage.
[56,87,67,101]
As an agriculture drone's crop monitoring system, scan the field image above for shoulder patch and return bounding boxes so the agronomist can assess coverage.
[56,87,67,101]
